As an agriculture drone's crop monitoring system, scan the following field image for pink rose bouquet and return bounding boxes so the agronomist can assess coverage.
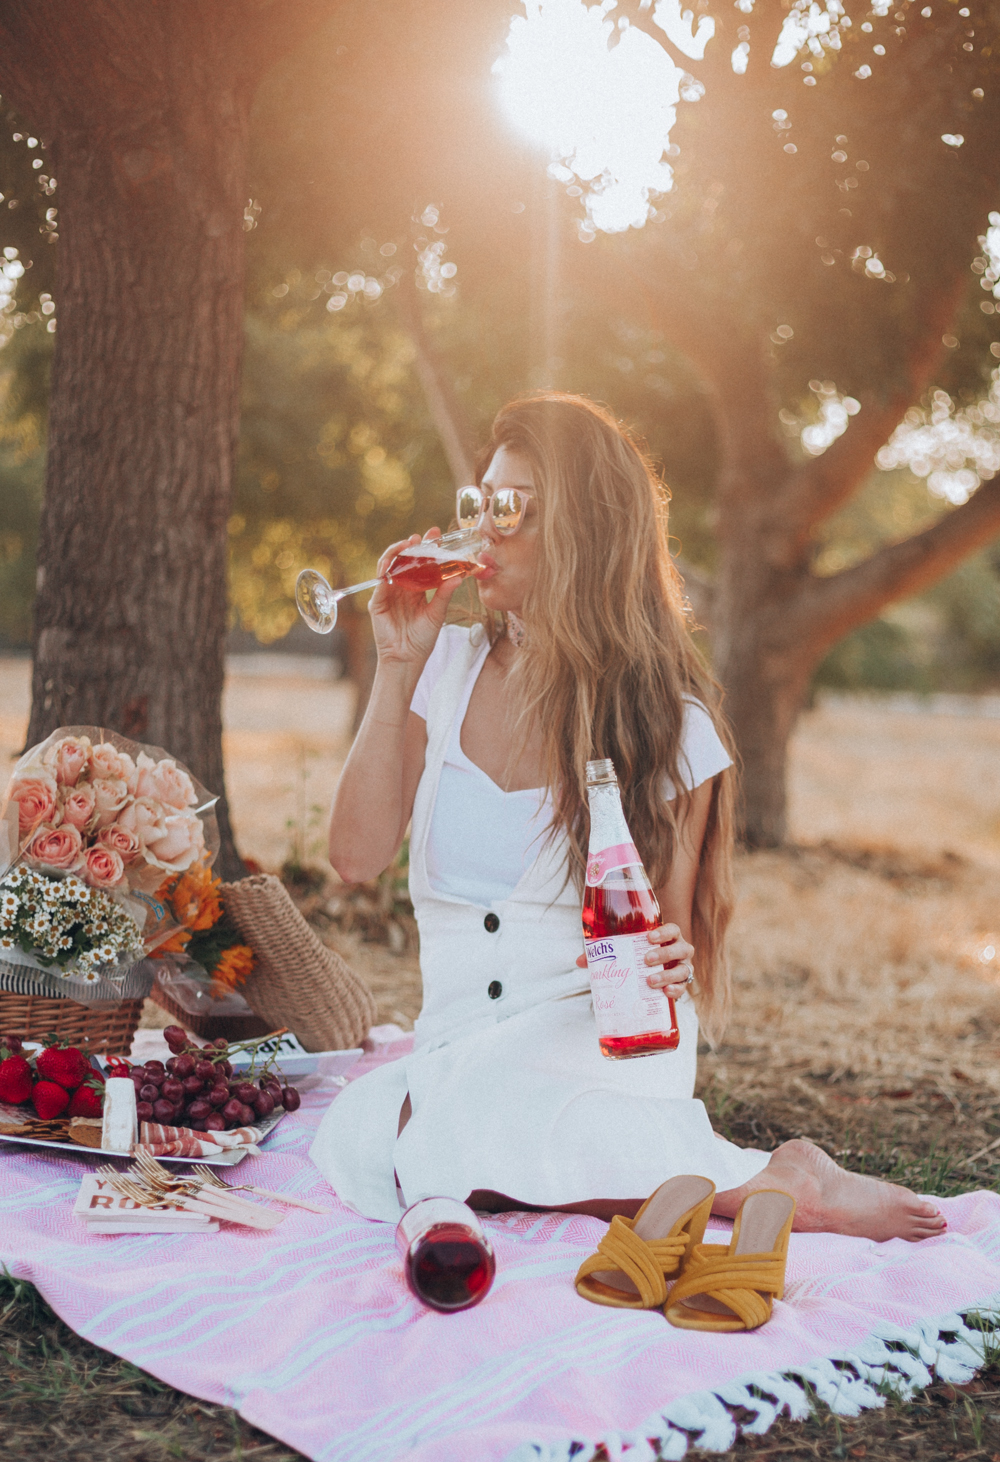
[9,773,59,835]
[0,726,220,977]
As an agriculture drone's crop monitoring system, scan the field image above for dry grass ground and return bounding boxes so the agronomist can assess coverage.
[3,659,1000,1459]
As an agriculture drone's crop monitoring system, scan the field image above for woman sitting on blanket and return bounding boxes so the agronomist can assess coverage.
[309,392,944,1246]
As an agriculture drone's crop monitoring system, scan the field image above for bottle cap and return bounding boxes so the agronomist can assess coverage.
[585,758,617,785]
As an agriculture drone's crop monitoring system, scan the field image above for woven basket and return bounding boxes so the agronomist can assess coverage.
[0,991,143,1055]
[147,980,272,1041]
[220,874,376,1052]
[0,956,154,1003]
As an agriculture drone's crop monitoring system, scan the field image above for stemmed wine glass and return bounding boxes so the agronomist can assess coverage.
[296,526,486,634]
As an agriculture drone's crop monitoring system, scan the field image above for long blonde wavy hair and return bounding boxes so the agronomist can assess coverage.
[474,393,736,1039]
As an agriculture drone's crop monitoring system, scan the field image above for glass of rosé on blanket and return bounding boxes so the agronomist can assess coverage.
[396,1198,496,1312]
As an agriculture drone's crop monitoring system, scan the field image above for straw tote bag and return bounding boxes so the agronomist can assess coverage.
[220,874,376,1052]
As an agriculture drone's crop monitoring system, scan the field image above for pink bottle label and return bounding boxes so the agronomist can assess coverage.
[585,841,642,887]
[585,931,672,1039]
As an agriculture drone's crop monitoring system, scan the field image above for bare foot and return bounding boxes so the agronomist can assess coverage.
[714,1139,946,1243]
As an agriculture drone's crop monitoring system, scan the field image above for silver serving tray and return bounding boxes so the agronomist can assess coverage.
[0,1104,287,1167]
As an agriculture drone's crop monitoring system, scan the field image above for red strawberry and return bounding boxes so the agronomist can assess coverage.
[0,1055,33,1105]
[32,1081,70,1120]
[67,1077,105,1118]
[36,1045,91,1090]
[0,1033,23,1060]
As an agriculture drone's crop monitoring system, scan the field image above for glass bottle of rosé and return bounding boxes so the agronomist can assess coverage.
[582,757,681,1060]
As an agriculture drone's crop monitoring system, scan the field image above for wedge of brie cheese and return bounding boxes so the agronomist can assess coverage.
[101,1076,138,1152]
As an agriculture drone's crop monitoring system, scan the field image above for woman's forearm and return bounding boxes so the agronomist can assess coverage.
[328,661,424,882]
[327,528,463,882]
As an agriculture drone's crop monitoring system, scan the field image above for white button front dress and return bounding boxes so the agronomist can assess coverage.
[309,626,770,1222]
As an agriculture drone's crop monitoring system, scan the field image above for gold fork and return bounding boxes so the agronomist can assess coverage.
[96,1157,282,1229]
[95,1164,174,1209]
[131,1149,242,1212]
[105,1155,221,1213]
[193,1164,329,1215]
[132,1147,283,1228]
[132,1146,187,1193]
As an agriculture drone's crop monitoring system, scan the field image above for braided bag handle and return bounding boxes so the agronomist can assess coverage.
[220,874,376,1053]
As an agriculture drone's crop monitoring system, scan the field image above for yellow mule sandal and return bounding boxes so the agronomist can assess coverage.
[574,1175,716,1310]
[664,1189,796,1333]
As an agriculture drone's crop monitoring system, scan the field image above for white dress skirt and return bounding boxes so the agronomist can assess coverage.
[309,626,770,1223]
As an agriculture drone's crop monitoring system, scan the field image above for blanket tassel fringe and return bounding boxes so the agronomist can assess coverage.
[506,1297,1000,1462]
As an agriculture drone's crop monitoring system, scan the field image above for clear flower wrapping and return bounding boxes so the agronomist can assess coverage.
[0,725,220,990]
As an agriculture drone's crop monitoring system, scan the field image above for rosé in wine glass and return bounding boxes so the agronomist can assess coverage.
[296,527,485,634]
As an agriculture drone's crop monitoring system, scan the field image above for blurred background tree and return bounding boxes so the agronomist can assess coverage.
[0,92,54,655]
[1,0,999,856]
[471,0,1000,842]
[0,1,333,876]
[237,0,1000,843]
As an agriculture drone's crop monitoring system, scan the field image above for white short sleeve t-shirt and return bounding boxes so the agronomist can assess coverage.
[410,628,732,907]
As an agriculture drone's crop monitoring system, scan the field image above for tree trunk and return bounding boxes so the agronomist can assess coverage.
[341,604,377,737]
[711,579,818,848]
[701,340,1000,846]
[0,8,260,878]
[394,276,478,489]
[0,2,331,878]
[30,116,248,876]
[715,634,814,847]
[29,114,251,877]
[700,351,813,846]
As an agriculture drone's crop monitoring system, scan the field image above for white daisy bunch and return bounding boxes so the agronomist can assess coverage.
[0,864,143,976]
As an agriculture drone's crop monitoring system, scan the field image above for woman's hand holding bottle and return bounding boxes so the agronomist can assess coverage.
[575,922,695,999]
[641,924,696,997]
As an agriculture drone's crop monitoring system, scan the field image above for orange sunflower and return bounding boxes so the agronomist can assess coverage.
[213,944,255,993]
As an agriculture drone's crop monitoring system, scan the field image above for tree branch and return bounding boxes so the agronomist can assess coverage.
[393,275,478,489]
[793,477,1000,651]
[773,273,970,550]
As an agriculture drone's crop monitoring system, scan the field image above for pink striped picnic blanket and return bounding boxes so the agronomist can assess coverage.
[3,1035,1000,1462]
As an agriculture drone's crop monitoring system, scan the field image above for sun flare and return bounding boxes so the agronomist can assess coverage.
[494,0,708,233]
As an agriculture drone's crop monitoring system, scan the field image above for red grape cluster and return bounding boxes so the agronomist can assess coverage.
[126,1025,302,1132]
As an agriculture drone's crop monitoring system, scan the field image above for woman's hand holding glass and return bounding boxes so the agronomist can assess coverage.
[575,921,695,997]
[368,530,462,670]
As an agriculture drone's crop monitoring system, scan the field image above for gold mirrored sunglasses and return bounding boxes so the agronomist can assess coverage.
[456,484,533,536]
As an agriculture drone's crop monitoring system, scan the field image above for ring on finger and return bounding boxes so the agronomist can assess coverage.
[678,960,694,986]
